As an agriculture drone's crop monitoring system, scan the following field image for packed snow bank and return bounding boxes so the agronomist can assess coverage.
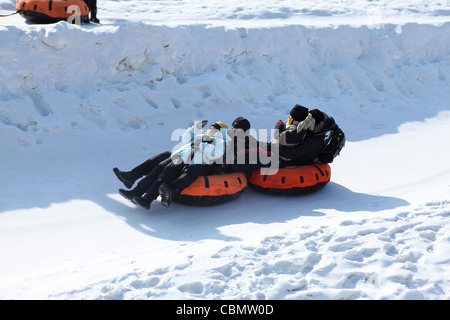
[1,22,450,146]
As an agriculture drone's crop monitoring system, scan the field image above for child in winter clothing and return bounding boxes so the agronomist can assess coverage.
[119,121,229,210]
[170,121,228,166]
[272,104,344,166]
[273,104,315,148]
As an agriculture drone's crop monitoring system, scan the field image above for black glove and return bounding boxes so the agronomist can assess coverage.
[196,120,208,129]
[275,120,285,131]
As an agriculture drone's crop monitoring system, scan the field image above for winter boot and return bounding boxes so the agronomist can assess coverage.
[113,167,139,189]
[119,185,145,203]
[158,183,172,208]
[133,195,152,210]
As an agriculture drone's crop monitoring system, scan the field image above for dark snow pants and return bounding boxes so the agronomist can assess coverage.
[133,152,172,192]
[131,151,171,178]
[144,162,187,200]
[84,0,97,13]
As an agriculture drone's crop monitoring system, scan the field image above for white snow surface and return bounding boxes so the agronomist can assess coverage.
[1,0,450,300]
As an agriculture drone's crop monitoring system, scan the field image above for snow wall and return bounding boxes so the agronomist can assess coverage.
[1,22,449,145]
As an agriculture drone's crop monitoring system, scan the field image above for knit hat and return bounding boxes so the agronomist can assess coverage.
[289,104,309,122]
[232,117,251,132]
[211,121,228,130]
[309,109,324,123]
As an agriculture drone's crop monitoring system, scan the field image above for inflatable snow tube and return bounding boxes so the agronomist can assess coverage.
[16,0,89,24]
[247,163,331,195]
[175,172,248,206]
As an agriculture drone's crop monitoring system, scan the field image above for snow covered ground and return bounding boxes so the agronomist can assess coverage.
[1,0,450,300]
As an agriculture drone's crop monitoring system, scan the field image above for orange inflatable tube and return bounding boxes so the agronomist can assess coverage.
[16,0,89,23]
[176,172,248,206]
[247,163,331,195]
